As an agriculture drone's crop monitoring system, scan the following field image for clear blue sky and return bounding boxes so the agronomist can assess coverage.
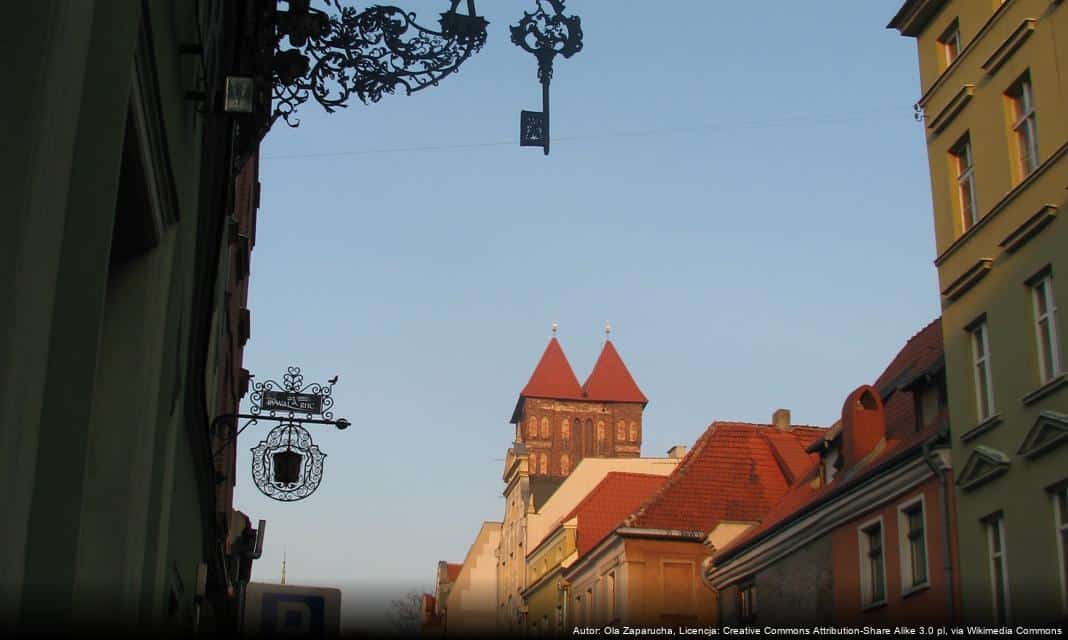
[235,0,938,607]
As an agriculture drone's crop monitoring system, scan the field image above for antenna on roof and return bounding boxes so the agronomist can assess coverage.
[604,322,612,341]
[281,548,287,585]
[551,321,559,337]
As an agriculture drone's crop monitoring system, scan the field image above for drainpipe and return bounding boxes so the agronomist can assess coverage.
[922,438,955,624]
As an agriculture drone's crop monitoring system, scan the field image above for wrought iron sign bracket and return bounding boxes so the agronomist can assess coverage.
[211,412,350,458]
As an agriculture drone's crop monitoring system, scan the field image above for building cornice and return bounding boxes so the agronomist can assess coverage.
[887,0,948,37]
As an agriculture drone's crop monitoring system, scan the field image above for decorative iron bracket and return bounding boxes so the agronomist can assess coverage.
[511,0,583,155]
[272,0,489,126]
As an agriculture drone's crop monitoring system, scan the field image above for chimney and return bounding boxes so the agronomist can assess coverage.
[667,445,687,459]
[773,408,791,430]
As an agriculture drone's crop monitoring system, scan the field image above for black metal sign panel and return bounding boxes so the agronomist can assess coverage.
[262,391,323,415]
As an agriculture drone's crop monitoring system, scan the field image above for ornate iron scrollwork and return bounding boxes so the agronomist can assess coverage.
[250,422,326,501]
[272,0,489,126]
[249,365,335,421]
[212,366,348,502]
[511,0,583,155]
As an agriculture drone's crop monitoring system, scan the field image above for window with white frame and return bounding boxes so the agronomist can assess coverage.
[1007,74,1039,177]
[1054,486,1068,614]
[898,497,930,591]
[938,20,961,67]
[858,518,887,606]
[970,320,995,421]
[1032,272,1062,383]
[605,571,616,621]
[1050,489,1068,615]
[951,135,978,231]
[737,580,757,623]
[987,514,1011,623]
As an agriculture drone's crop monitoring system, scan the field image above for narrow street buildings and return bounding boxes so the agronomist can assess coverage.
[889,0,1067,624]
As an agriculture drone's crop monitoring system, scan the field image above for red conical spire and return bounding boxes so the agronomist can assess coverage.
[582,340,648,404]
[519,337,584,400]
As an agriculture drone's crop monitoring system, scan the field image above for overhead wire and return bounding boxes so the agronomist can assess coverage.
[261,105,915,160]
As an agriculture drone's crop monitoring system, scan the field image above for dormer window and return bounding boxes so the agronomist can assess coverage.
[821,444,842,484]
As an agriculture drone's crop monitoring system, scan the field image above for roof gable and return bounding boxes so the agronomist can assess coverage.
[581,340,647,404]
[520,337,583,400]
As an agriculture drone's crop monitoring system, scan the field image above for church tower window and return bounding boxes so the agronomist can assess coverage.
[560,454,570,475]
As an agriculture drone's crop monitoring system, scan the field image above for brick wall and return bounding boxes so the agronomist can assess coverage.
[517,399,644,478]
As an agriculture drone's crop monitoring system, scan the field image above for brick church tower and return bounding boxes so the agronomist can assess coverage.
[509,336,648,479]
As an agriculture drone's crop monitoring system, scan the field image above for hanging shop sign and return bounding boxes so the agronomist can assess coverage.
[212,366,350,502]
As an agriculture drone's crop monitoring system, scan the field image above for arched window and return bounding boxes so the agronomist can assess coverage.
[560,454,570,475]
[596,422,605,442]
[616,420,626,441]
[629,422,639,442]
[561,420,571,441]
[528,416,538,438]
[539,453,548,475]
[540,417,550,439]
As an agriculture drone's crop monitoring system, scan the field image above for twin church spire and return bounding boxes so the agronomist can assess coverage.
[510,329,648,477]
[517,333,647,406]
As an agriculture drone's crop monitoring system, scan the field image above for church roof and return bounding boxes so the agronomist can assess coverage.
[519,337,584,400]
[581,340,647,405]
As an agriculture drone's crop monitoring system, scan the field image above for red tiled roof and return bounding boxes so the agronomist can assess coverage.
[873,318,943,393]
[623,423,825,533]
[445,563,462,582]
[716,427,941,560]
[581,340,648,405]
[519,338,583,400]
[876,318,942,440]
[565,472,668,557]
[714,318,946,561]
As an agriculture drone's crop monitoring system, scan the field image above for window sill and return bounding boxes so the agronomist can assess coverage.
[1022,373,1068,406]
[902,582,931,599]
[861,599,887,612]
[961,414,1004,442]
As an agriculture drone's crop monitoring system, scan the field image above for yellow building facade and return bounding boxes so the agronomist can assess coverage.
[890,0,1068,624]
